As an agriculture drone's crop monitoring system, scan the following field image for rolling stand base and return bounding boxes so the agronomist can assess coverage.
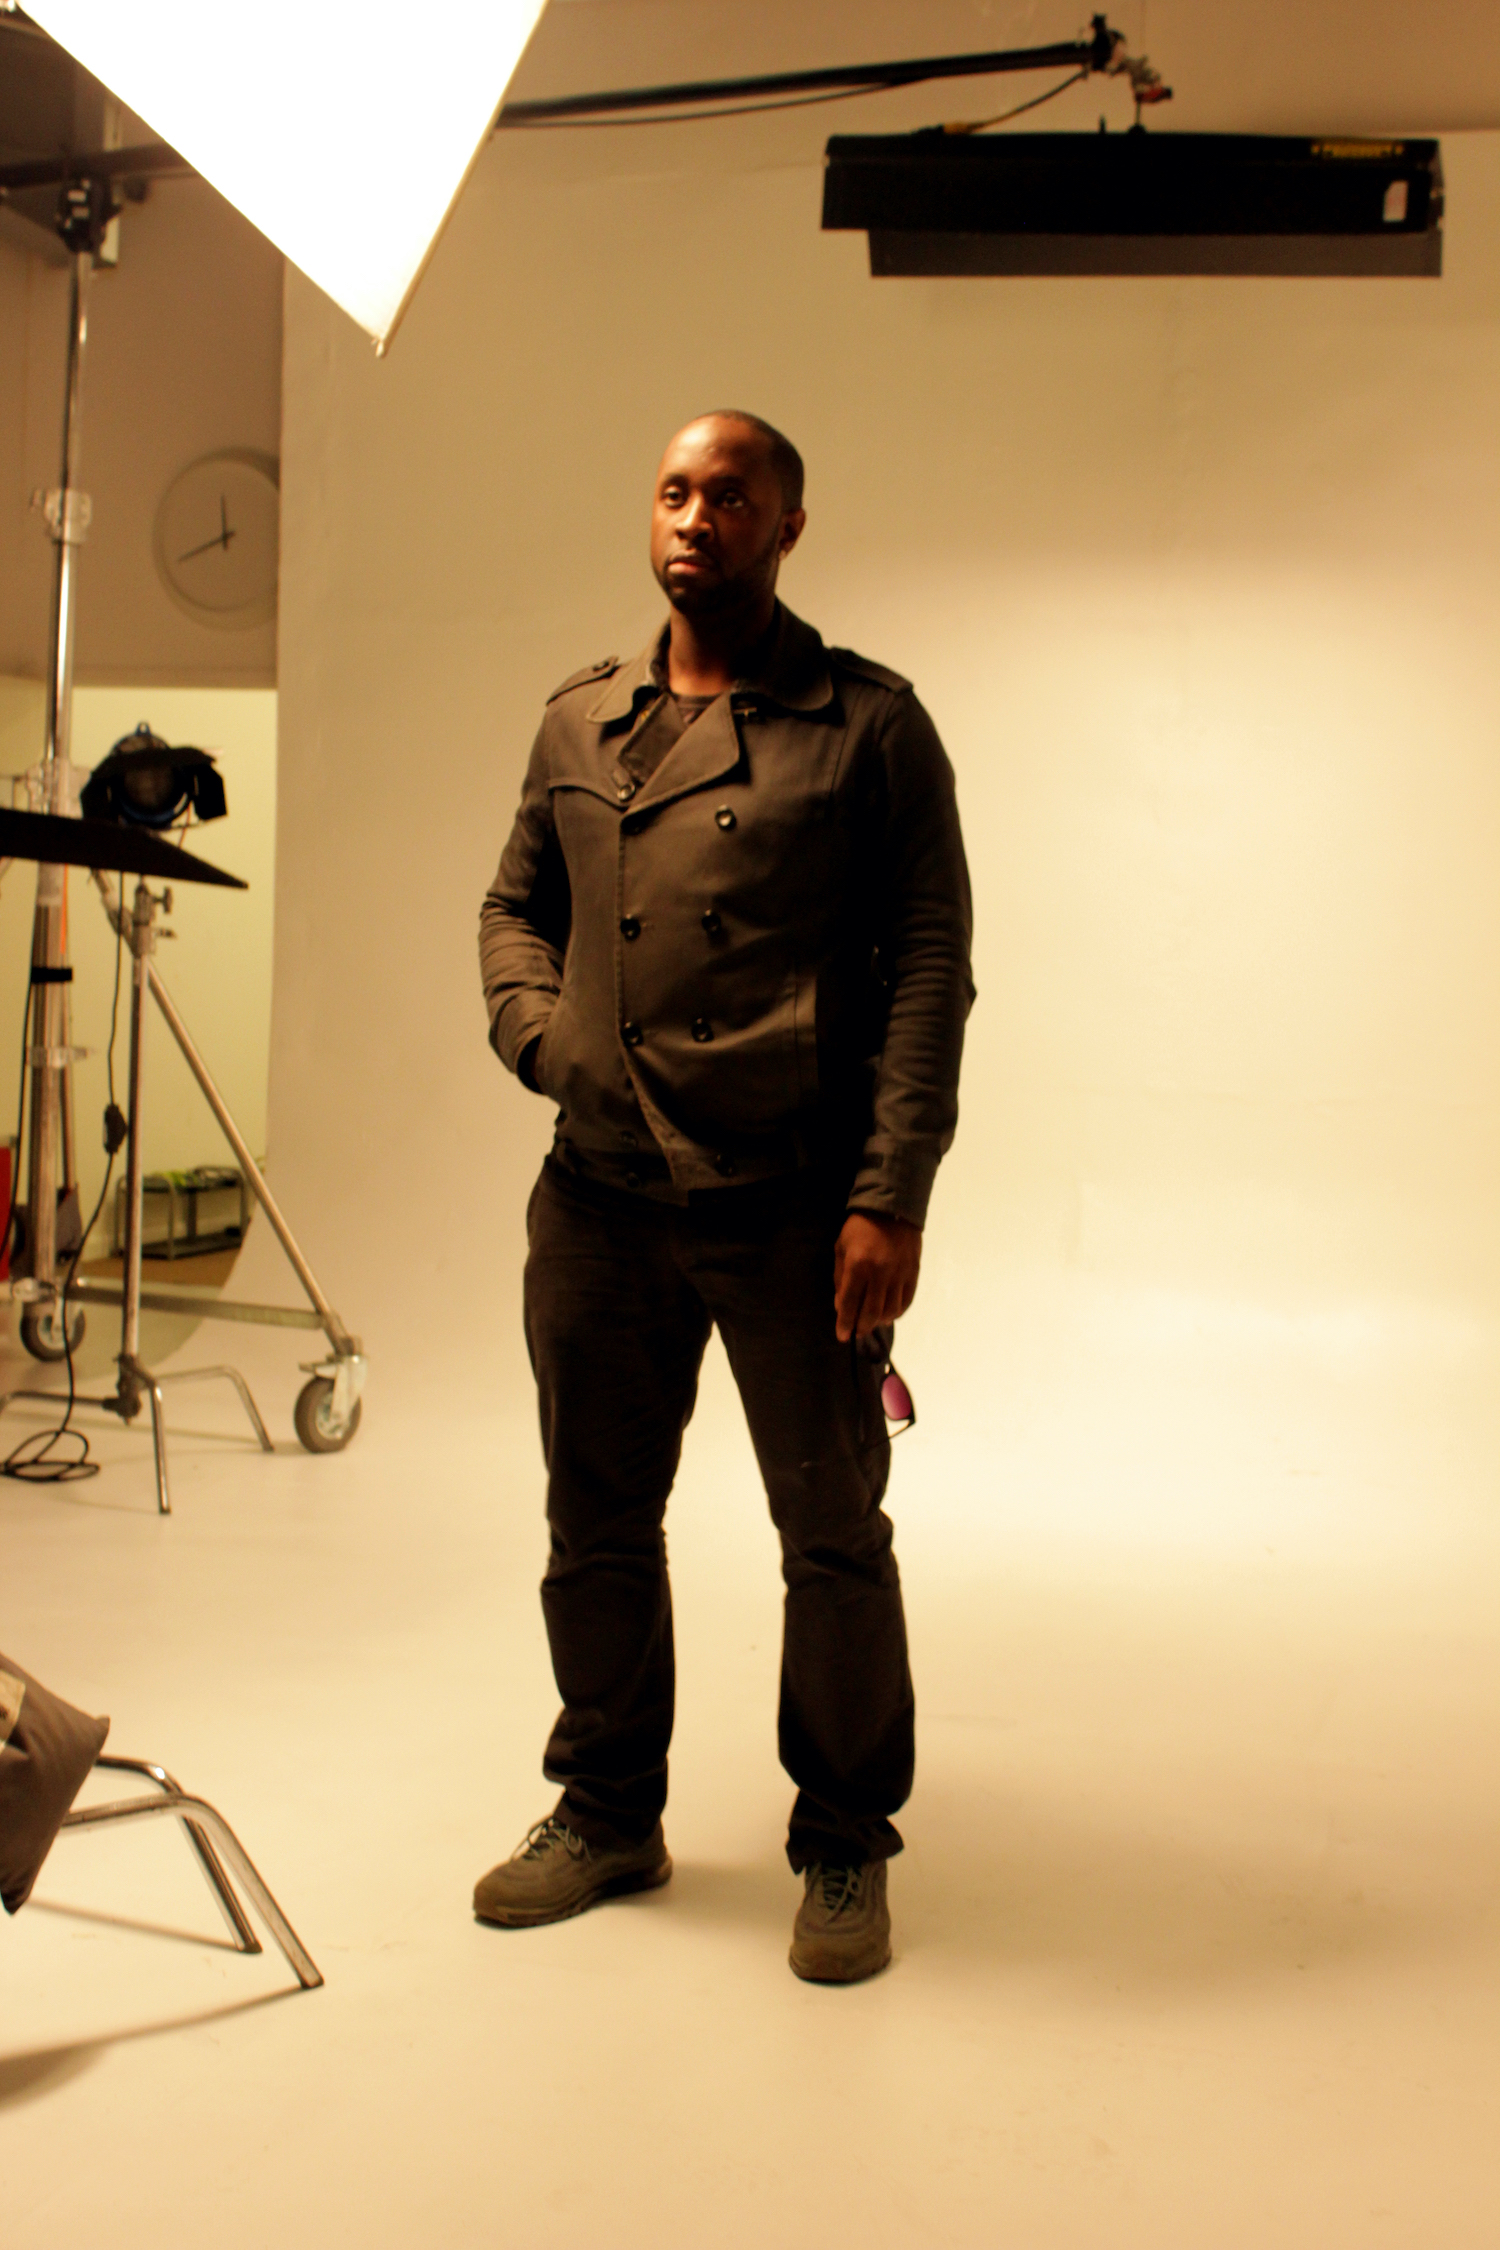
[1,870,366,1506]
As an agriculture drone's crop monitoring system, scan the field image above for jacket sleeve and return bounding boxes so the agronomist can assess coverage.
[847,692,975,1228]
[478,721,572,1078]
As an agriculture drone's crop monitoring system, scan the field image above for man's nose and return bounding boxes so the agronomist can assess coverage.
[679,492,713,543]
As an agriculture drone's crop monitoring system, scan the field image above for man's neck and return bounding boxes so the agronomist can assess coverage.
[665,598,777,696]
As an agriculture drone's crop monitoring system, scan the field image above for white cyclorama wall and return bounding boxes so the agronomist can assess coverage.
[269,126,1500,1425]
[0,685,277,1239]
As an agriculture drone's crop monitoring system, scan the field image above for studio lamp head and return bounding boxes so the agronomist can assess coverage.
[81,722,227,830]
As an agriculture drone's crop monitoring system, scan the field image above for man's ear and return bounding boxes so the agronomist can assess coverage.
[779,507,807,559]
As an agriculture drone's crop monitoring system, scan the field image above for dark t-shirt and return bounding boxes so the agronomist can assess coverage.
[621,689,717,785]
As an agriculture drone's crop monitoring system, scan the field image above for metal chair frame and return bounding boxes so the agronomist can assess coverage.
[58,1753,322,1989]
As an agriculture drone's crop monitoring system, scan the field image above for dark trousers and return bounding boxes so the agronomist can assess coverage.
[522,1156,914,1870]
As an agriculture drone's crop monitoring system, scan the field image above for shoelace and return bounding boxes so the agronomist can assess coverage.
[811,1863,866,1916]
[512,1815,587,1864]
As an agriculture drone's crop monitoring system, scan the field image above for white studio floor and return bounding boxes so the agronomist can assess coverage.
[3,1276,1499,2250]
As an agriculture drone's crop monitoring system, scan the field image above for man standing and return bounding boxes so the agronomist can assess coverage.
[476,411,972,1983]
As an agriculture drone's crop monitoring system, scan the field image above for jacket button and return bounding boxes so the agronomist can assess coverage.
[620,915,640,939]
[622,1020,643,1047]
[621,1130,639,1147]
[714,806,736,830]
[624,1171,642,1189]
[691,1016,714,1043]
[714,1153,737,1177]
[616,781,636,803]
[700,909,723,937]
[622,812,646,836]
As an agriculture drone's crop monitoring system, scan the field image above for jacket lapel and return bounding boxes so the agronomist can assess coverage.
[632,696,744,811]
[556,605,837,813]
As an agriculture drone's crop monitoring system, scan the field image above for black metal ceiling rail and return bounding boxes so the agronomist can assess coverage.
[494,19,1121,127]
[0,18,1126,196]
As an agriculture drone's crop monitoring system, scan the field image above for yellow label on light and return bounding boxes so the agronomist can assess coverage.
[1312,140,1406,160]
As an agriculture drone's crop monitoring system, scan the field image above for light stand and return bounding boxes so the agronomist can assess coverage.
[0,807,368,1511]
[12,189,109,1333]
[0,161,367,1506]
[2,872,270,1510]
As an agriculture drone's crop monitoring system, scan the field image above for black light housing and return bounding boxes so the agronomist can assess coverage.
[822,131,1444,277]
[81,723,228,830]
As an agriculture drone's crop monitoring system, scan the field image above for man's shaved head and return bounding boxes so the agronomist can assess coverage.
[650,412,806,629]
[695,410,805,511]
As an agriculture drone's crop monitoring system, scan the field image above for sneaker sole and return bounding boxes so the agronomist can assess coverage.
[788,1935,893,1984]
[474,1852,673,1929]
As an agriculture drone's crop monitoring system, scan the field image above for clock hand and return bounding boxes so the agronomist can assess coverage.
[177,499,238,564]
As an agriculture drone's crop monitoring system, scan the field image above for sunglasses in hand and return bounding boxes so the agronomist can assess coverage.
[880,1360,916,1436]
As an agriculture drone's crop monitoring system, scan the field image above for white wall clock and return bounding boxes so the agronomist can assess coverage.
[153,448,280,630]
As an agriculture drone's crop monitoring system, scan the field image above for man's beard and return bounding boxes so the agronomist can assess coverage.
[656,524,781,618]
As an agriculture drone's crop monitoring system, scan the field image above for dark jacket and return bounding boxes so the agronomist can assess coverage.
[479,603,973,1227]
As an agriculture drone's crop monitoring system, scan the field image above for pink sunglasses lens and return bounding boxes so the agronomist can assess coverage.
[880,1369,914,1424]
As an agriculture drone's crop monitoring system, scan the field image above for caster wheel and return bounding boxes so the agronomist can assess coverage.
[19,1302,86,1362]
[294,1375,362,1454]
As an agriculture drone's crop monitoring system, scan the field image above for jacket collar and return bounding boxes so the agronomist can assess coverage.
[585,601,836,726]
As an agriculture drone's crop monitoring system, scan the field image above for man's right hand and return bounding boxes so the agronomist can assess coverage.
[833,1211,922,1343]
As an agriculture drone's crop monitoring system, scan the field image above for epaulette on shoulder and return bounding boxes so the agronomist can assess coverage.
[827,646,912,694]
[546,655,620,704]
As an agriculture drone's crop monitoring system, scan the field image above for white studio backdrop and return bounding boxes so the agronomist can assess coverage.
[253,120,1500,1486]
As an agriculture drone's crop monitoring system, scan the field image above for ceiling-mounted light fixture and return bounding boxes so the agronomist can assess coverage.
[18,0,549,349]
[822,131,1444,279]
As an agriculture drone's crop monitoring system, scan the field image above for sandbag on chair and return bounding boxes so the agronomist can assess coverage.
[0,1656,109,1913]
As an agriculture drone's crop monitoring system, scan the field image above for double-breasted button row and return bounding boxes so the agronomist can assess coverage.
[619,911,721,940]
[618,801,729,1052]
[620,803,735,830]
[622,1018,717,1045]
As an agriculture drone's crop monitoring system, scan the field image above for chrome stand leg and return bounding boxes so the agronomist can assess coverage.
[141,959,358,1358]
[61,1765,322,1990]
[156,1365,274,1453]
[94,1756,259,1953]
[139,1365,170,1516]
[0,1362,272,1505]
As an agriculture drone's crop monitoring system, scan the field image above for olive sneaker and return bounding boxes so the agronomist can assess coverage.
[789,1858,892,1983]
[473,1814,672,1928]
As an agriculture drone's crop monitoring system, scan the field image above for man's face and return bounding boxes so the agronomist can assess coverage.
[650,418,804,620]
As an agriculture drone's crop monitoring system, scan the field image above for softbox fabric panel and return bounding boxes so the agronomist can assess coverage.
[21,0,549,345]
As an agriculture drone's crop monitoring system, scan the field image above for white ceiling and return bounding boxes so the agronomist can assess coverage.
[508,0,1500,134]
